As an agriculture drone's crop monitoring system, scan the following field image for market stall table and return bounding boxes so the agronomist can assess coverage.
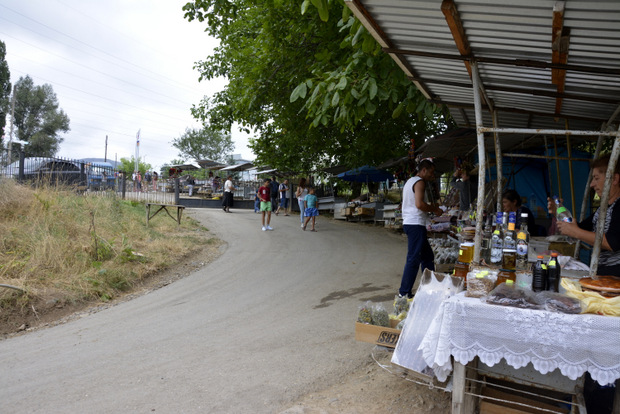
[419,292,620,413]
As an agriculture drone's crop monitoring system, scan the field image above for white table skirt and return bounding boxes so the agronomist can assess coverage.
[420,292,620,385]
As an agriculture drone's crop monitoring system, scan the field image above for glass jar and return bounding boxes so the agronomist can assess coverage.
[496,269,516,287]
[458,242,475,264]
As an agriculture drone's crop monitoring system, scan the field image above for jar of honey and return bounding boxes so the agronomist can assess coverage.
[458,242,475,264]
[453,262,470,285]
[496,269,516,286]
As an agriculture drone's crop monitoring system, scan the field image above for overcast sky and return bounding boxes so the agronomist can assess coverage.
[1,0,255,169]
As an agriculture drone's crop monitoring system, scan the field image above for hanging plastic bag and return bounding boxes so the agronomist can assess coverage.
[391,269,464,378]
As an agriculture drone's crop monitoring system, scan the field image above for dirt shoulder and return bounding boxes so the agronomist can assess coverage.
[0,241,224,339]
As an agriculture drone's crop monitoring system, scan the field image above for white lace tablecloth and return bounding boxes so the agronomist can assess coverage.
[419,293,620,385]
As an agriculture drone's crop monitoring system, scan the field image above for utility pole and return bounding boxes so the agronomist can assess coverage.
[7,85,16,164]
[104,135,108,162]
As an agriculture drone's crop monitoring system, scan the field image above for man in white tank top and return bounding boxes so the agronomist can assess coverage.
[398,159,444,298]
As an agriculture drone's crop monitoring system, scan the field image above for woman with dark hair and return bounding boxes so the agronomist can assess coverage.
[222,175,235,213]
[295,177,308,228]
[502,189,538,235]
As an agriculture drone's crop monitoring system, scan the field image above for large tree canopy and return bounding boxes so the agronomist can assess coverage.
[183,0,452,172]
[0,40,11,146]
[171,125,234,163]
[13,75,70,157]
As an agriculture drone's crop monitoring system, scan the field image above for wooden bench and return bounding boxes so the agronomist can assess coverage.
[145,203,185,226]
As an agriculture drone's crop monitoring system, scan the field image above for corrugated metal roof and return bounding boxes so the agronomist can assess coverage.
[346,0,620,136]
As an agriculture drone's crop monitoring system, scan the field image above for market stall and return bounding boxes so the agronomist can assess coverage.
[345,0,620,412]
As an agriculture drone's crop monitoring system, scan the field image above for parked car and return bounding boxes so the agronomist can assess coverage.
[0,158,84,186]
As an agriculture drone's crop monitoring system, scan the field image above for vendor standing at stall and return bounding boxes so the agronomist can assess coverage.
[547,154,620,277]
[398,159,444,299]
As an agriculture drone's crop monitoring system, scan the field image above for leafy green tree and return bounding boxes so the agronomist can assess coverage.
[12,75,70,157]
[183,0,452,172]
[171,125,234,163]
[0,40,11,147]
[117,156,152,175]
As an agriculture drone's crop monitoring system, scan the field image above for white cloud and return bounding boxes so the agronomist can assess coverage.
[1,0,255,170]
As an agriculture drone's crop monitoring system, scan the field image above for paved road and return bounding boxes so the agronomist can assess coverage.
[0,208,407,413]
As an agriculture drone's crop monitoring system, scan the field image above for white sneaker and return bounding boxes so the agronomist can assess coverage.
[262,226,266,231]
[266,225,273,231]
[301,223,304,228]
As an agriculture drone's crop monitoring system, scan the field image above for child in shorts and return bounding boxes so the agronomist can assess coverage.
[258,179,273,231]
[303,186,319,231]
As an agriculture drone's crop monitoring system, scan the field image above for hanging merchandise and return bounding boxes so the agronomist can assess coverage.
[391,270,464,378]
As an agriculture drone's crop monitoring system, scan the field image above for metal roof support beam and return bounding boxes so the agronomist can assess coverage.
[478,127,620,137]
[590,125,620,278]
[383,48,620,76]
[471,62,487,265]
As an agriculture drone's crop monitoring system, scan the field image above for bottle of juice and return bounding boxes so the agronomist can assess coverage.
[490,212,503,265]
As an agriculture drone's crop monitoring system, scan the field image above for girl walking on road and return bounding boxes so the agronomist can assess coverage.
[296,177,308,228]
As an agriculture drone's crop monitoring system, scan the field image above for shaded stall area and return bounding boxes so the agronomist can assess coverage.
[345,1,620,413]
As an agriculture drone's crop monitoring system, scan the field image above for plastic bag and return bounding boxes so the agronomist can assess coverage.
[562,279,620,316]
[466,270,495,298]
[393,294,410,315]
[371,303,390,327]
[485,283,542,309]
[536,291,581,314]
[357,301,373,324]
[392,269,464,377]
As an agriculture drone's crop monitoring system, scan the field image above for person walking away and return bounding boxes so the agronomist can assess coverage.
[303,186,319,231]
[398,159,444,298]
[222,175,235,213]
[258,179,273,231]
[137,172,142,192]
[254,188,261,213]
[296,178,308,227]
[187,175,196,196]
[270,175,280,213]
[275,179,290,216]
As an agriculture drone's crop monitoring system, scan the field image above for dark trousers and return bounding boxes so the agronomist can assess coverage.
[399,224,435,297]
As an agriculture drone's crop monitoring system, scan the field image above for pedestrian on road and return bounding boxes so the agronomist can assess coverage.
[296,177,308,228]
[222,175,235,213]
[398,159,443,298]
[303,186,319,231]
[270,175,280,213]
[187,175,196,197]
[254,188,260,213]
[275,179,290,216]
[258,178,273,231]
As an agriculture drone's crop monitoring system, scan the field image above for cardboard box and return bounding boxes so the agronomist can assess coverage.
[344,207,356,216]
[354,207,375,216]
[355,322,401,348]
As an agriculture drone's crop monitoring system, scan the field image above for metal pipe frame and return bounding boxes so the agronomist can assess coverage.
[471,62,487,264]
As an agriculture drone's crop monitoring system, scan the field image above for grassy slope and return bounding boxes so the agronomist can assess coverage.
[0,180,215,312]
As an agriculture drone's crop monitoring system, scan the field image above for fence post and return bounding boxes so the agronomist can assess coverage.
[174,178,180,204]
[121,175,126,199]
[18,150,25,180]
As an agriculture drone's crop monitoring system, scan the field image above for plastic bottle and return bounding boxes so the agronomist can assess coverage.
[516,213,530,271]
[553,196,573,223]
[532,255,547,292]
[490,212,503,265]
[546,252,560,292]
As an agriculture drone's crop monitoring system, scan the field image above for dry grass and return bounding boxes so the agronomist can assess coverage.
[0,180,215,308]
